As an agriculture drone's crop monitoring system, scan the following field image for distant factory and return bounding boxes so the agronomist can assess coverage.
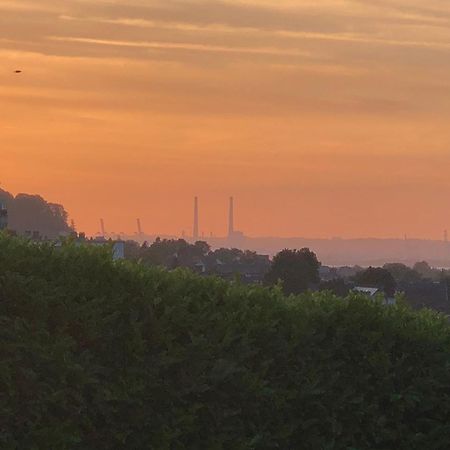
[192,196,245,244]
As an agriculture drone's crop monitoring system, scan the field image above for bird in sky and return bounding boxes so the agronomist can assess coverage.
[14,70,22,74]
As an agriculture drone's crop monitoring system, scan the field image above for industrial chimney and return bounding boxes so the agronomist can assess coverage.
[137,218,143,235]
[193,197,199,240]
[100,218,106,236]
[228,196,234,238]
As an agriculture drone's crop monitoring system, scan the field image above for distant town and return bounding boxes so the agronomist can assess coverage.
[84,196,450,268]
[2,187,450,315]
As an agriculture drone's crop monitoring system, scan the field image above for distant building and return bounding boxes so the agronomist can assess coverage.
[113,241,125,260]
[89,236,125,261]
[227,197,246,244]
[354,286,396,305]
[354,286,381,297]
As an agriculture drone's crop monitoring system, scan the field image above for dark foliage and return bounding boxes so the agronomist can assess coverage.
[0,188,70,238]
[319,278,351,297]
[126,238,210,269]
[383,263,421,284]
[413,261,434,279]
[125,240,270,283]
[401,280,450,314]
[2,235,450,449]
[265,248,320,294]
[355,267,397,297]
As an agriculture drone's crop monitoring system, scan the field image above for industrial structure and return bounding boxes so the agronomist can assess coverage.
[193,196,199,240]
[100,218,106,236]
[190,195,245,243]
[137,218,143,235]
[228,197,234,238]
[227,196,244,243]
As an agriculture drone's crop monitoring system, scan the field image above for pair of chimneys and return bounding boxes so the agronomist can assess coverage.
[193,196,234,239]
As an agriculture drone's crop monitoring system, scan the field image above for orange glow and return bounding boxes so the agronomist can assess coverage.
[2,1,450,239]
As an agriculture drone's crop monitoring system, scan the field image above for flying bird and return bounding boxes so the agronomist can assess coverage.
[14,70,22,74]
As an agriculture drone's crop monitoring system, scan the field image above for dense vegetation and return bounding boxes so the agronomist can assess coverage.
[2,235,450,449]
[354,267,397,297]
[264,248,320,294]
[0,188,70,238]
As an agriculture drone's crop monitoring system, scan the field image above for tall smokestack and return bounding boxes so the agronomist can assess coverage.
[228,196,234,238]
[100,219,106,236]
[137,218,143,235]
[193,197,199,240]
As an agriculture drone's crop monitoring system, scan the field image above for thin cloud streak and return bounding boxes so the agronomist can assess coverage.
[48,36,312,57]
[0,0,58,12]
[59,15,450,52]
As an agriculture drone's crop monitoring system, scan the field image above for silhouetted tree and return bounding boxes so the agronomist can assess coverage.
[265,248,320,295]
[355,267,397,297]
[193,241,211,256]
[139,239,210,269]
[209,248,244,265]
[413,261,434,279]
[319,278,351,297]
[383,263,421,284]
[124,240,141,260]
[0,189,70,238]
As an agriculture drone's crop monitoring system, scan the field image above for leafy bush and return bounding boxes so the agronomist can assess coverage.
[1,235,450,449]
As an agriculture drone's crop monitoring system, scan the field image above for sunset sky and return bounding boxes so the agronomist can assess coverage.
[2,0,450,238]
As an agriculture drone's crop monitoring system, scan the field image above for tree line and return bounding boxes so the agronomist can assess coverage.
[124,239,450,312]
[0,188,70,238]
[3,233,450,448]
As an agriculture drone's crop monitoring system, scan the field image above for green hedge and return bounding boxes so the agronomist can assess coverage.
[1,235,450,449]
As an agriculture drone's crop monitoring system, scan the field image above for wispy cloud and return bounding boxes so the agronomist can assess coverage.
[57,9,450,54]
[4,1,450,238]
[0,0,61,12]
[48,36,311,57]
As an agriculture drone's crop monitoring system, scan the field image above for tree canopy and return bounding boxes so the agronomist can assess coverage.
[0,188,70,238]
[264,248,320,294]
[355,267,397,297]
[383,263,421,284]
[125,238,210,269]
[413,261,434,279]
[2,235,450,449]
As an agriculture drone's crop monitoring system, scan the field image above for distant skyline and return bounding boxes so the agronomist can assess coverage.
[3,0,450,238]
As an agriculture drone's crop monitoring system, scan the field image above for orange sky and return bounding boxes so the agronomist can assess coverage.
[2,0,450,239]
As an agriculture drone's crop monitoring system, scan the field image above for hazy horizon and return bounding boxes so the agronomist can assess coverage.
[3,0,450,239]
[3,186,450,242]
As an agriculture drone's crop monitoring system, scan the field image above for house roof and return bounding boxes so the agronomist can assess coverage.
[354,287,380,297]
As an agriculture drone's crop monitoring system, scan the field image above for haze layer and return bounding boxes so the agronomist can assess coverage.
[2,0,450,238]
